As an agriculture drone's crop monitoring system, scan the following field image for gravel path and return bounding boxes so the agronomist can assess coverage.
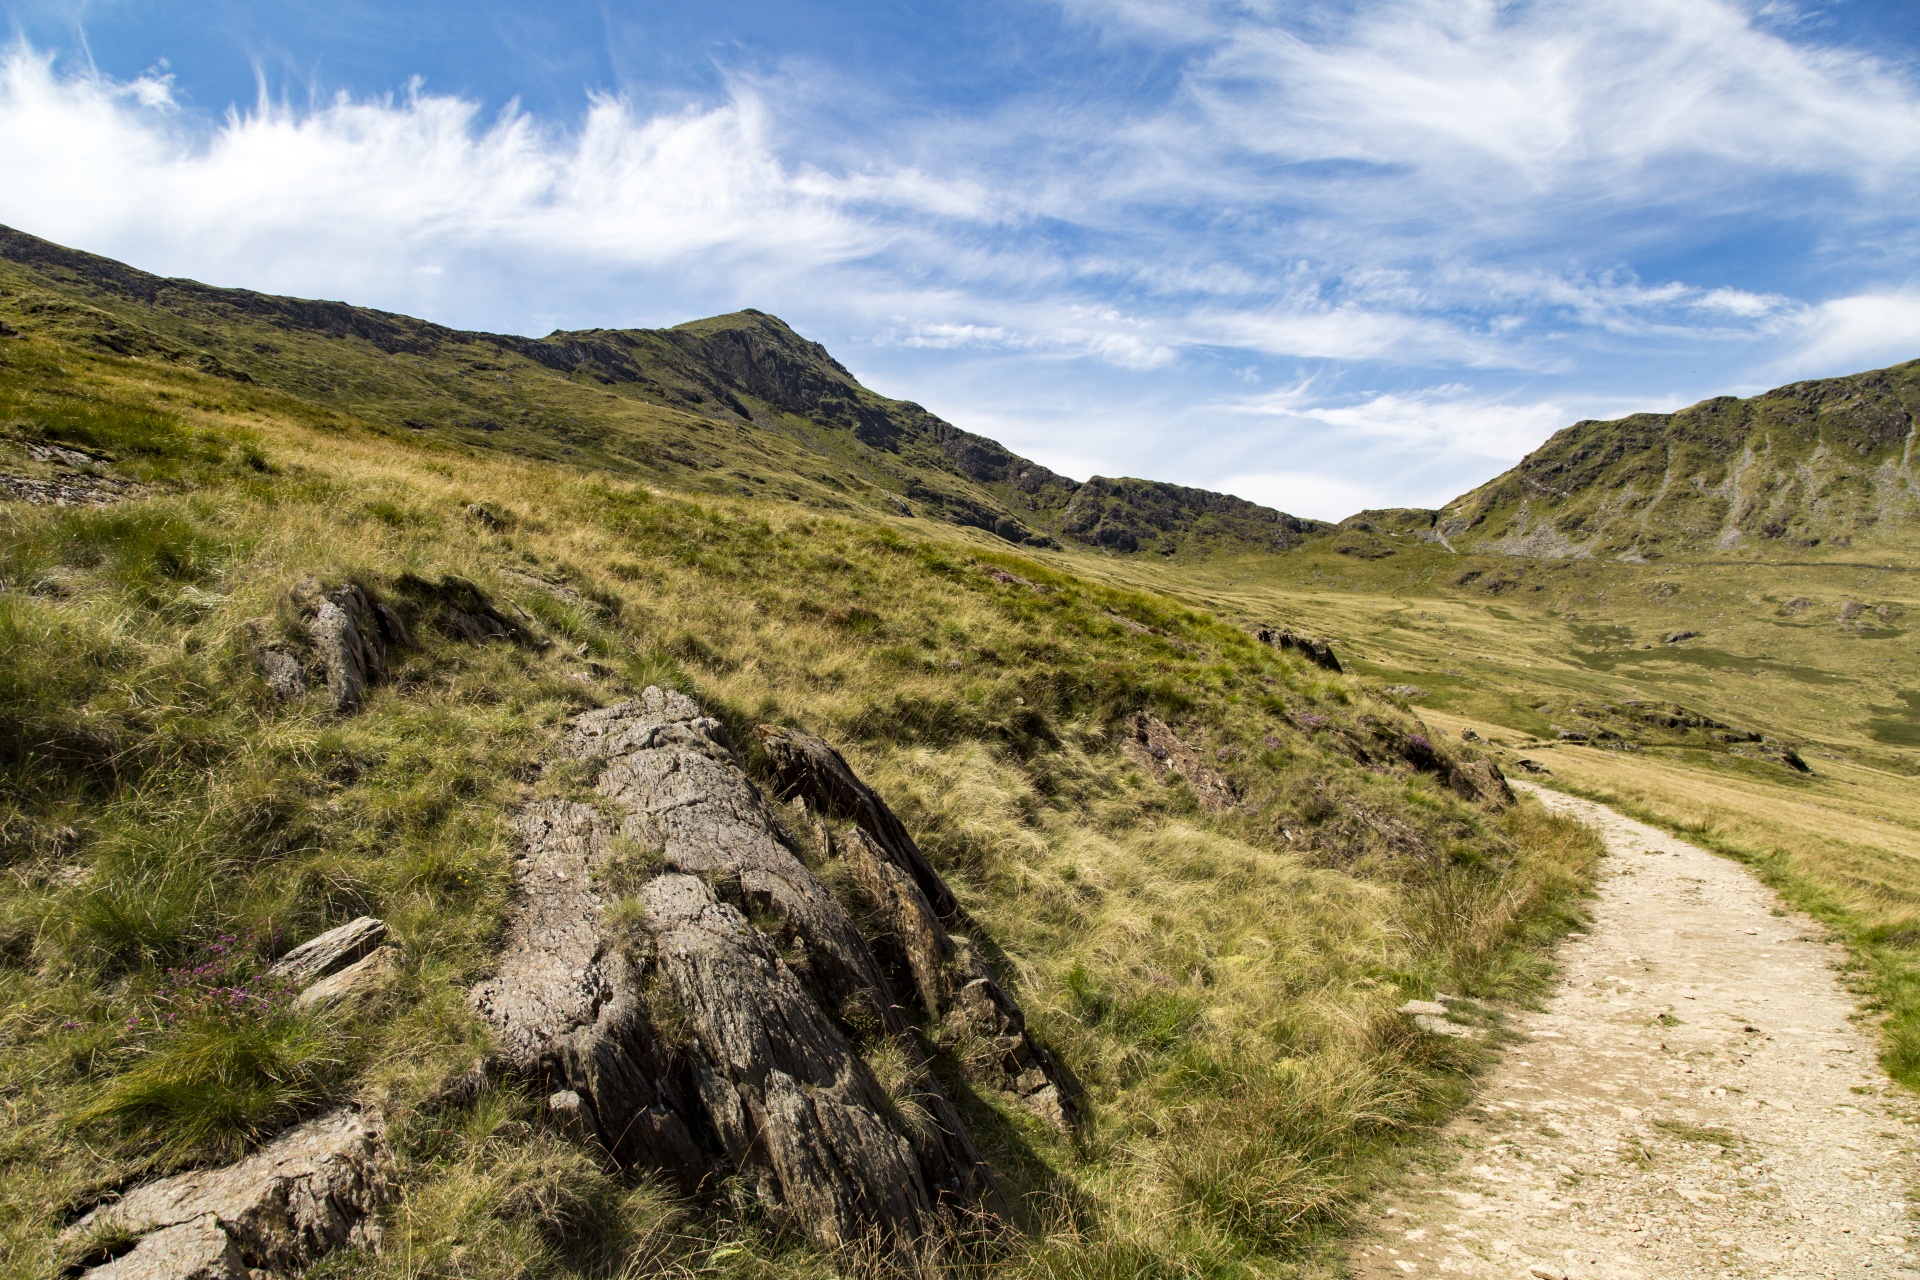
[1349,782,1918,1280]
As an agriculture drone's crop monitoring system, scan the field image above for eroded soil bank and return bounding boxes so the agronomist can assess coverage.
[1351,783,1919,1280]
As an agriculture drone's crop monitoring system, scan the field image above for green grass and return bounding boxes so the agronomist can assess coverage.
[0,331,1602,1279]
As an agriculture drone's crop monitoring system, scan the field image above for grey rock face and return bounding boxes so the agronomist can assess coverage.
[269,917,389,986]
[470,690,987,1246]
[72,1110,388,1279]
[85,1216,246,1280]
[290,578,409,712]
[838,822,1076,1131]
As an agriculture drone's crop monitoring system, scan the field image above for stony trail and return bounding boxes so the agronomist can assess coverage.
[1349,782,1918,1280]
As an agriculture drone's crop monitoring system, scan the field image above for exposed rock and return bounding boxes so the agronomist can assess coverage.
[465,502,506,531]
[269,917,389,986]
[1397,1000,1449,1017]
[1460,729,1480,742]
[1120,713,1238,815]
[1255,627,1343,673]
[395,574,527,645]
[1512,758,1553,775]
[756,726,957,917]
[0,472,140,506]
[1664,630,1700,644]
[833,825,1077,1132]
[1448,753,1516,810]
[293,945,401,1012]
[470,690,988,1247]
[71,1109,388,1279]
[1384,684,1426,700]
[84,1215,246,1280]
[289,579,409,713]
[257,649,306,701]
[466,798,706,1185]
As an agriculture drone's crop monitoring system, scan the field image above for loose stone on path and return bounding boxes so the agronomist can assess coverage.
[1349,782,1919,1280]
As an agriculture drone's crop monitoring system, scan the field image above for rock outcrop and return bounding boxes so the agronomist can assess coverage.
[469,690,988,1249]
[1255,627,1343,673]
[757,726,1078,1133]
[1119,713,1238,815]
[288,579,410,713]
[757,727,956,918]
[269,917,389,985]
[71,1110,388,1280]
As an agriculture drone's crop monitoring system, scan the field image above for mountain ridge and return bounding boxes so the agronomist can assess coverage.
[0,224,1328,558]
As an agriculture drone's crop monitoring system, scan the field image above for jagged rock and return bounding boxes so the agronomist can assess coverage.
[1664,630,1700,644]
[1448,754,1515,809]
[760,727,1077,1131]
[1513,758,1553,775]
[293,945,401,1012]
[71,1110,388,1279]
[756,726,957,917]
[640,872,952,1242]
[1120,713,1237,814]
[395,573,529,645]
[836,826,1077,1130]
[1255,627,1343,673]
[257,650,306,701]
[470,690,988,1247]
[269,917,389,986]
[289,579,409,712]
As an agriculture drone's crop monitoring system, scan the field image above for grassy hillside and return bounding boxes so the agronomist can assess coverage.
[1430,362,1920,563]
[0,303,1598,1277]
[1118,536,1920,1089]
[0,225,1327,561]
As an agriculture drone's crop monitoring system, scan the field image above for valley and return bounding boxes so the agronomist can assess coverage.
[2,224,1917,1280]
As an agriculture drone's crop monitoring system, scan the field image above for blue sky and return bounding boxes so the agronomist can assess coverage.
[5,1,1920,518]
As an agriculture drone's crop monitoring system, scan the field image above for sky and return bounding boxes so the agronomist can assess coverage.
[3,1,1920,518]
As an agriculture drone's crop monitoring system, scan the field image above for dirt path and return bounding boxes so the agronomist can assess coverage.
[1349,782,1918,1280]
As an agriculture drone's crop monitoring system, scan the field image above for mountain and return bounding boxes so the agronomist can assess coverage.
[0,225,1326,558]
[1432,364,1920,561]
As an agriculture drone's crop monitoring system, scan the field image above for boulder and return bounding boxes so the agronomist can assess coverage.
[84,1216,245,1280]
[1447,754,1516,810]
[257,650,306,702]
[469,690,988,1247]
[289,579,409,713]
[71,1109,387,1279]
[269,917,389,986]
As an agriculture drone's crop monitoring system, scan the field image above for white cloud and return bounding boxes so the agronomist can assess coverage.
[0,43,885,309]
[1210,470,1382,522]
[1786,291,1920,376]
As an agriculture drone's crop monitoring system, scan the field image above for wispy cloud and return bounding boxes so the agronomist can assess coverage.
[2,0,1919,516]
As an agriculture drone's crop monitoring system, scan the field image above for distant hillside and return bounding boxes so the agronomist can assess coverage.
[0,225,1325,557]
[1435,364,1920,562]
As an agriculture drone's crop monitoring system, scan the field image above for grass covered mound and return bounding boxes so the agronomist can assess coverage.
[0,331,1599,1278]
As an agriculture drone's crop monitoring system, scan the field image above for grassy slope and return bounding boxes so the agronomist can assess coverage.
[0,226,1326,560]
[1117,535,1920,1090]
[1439,360,1920,562]
[0,327,1599,1278]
